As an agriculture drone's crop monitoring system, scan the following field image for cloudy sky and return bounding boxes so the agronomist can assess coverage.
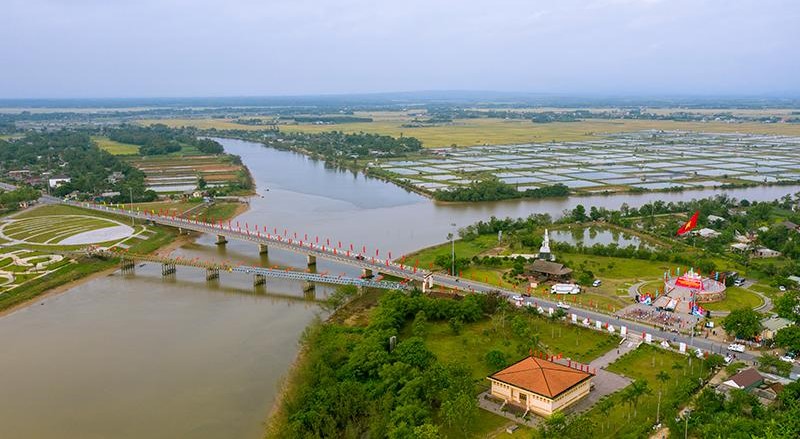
[1,0,798,98]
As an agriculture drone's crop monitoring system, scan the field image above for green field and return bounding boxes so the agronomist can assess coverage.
[141,115,800,147]
[702,286,764,311]
[411,313,618,382]
[92,136,140,155]
[582,344,711,438]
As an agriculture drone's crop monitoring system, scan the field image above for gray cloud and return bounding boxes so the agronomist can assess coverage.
[1,0,798,98]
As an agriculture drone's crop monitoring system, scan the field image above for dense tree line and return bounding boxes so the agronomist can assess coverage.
[106,124,224,155]
[270,289,503,437]
[679,383,800,438]
[291,115,373,124]
[433,179,569,202]
[257,131,423,160]
[0,186,40,211]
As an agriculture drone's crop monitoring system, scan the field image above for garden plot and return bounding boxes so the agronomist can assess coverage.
[0,249,72,294]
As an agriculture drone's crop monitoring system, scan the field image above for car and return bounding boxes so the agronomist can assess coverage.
[592,279,602,287]
[556,301,571,310]
[354,254,365,260]
[695,348,704,358]
[734,278,746,287]
[511,295,524,302]
[728,343,746,353]
[779,355,795,363]
[724,355,733,365]
[779,285,787,292]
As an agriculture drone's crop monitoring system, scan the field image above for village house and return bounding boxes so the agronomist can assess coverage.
[487,356,594,417]
[707,214,726,224]
[760,315,793,340]
[717,368,764,394]
[48,175,71,189]
[694,228,721,239]
[779,220,799,233]
[752,246,782,258]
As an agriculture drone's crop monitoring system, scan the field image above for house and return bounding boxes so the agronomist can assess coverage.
[694,228,721,239]
[707,215,726,224]
[730,243,750,252]
[48,175,71,188]
[526,259,573,281]
[487,356,594,417]
[752,246,781,258]
[779,221,799,232]
[106,171,125,184]
[760,316,793,340]
[788,275,800,287]
[719,368,764,392]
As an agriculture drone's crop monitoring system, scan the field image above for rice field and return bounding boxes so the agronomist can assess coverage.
[92,136,140,155]
[140,115,800,148]
[125,155,245,193]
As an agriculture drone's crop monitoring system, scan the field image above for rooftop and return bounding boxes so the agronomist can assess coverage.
[760,315,793,332]
[727,368,763,389]
[526,259,572,276]
[489,356,592,399]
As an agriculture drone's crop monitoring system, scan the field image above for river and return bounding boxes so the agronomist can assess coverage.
[0,137,797,438]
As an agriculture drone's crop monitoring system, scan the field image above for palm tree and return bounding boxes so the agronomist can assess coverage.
[597,397,615,432]
[629,380,652,418]
[656,371,671,392]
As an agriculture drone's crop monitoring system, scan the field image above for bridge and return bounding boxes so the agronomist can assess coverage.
[92,248,411,291]
[68,200,438,286]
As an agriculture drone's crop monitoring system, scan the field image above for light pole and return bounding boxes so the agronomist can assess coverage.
[129,187,134,226]
[450,223,456,276]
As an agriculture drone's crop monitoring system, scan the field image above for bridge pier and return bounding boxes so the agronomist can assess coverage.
[120,258,135,273]
[306,255,316,266]
[216,234,228,245]
[161,262,176,276]
[254,274,266,286]
[258,243,268,255]
[302,282,315,299]
[206,268,219,281]
[361,268,373,278]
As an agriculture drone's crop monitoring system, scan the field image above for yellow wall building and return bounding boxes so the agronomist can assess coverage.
[487,356,593,417]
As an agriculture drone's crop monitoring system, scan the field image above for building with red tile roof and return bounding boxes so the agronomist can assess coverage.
[487,355,594,416]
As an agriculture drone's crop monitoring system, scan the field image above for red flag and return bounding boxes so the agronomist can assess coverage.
[677,210,699,235]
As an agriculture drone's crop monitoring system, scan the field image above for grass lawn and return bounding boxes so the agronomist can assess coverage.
[404,234,498,269]
[92,136,140,155]
[413,313,618,382]
[582,343,712,438]
[702,286,764,311]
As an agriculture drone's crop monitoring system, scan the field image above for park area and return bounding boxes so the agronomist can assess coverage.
[1,205,140,246]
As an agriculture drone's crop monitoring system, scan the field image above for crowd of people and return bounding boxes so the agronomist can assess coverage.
[620,306,691,331]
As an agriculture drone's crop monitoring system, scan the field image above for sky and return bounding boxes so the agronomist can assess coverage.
[1,0,799,99]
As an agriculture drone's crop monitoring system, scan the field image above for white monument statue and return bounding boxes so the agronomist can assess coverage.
[538,229,552,260]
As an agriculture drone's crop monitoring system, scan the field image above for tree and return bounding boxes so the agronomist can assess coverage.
[656,371,670,392]
[485,350,508,370]
[775,325,800,353]
[412,310,428,337]
[572,204,587,222]
[441,391,476,436]
[596,397,614,432]
[627,380,651,418]
[448,317,463,335]
[774,291,800,323]
[722,308,763,340]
